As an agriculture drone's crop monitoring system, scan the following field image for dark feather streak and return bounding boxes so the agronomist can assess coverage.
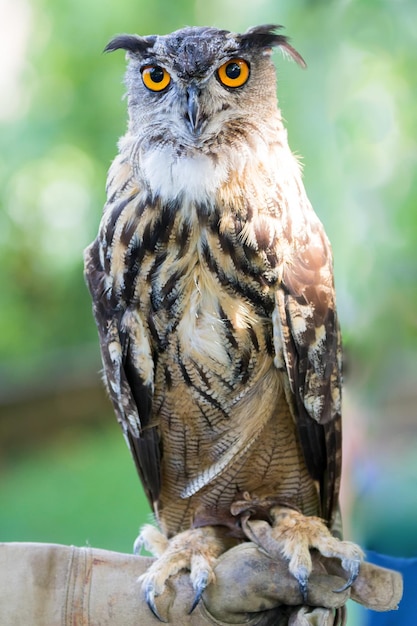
[238,25,306,68]
[104,34,156,55]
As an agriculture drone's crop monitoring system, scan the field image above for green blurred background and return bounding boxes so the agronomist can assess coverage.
[0,0,416,621]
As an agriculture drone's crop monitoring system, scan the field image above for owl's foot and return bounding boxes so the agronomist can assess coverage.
[135,524,226,620]
[239,506,364,603]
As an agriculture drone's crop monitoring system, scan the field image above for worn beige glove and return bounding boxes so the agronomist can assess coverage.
[0,542,402,625]
[203,543,403,625]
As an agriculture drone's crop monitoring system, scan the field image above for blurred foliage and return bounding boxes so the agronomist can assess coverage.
[0,424,149,551]
[1,0,416,400]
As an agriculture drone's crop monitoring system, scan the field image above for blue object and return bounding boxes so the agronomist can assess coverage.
[362,550,415,625]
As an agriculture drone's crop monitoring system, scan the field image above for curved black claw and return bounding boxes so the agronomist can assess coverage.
[144,584,167,623]
[189,572,210,614]
[295,569,309,604]
[333,559,361,593]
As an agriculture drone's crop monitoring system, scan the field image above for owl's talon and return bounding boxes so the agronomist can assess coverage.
[133,534,143,555]
[137,527,223,619]
[189,571,209,614]
[239,505,364,607]
[295,569,309,603]
[144,584,167,623]
[333,558,361,593]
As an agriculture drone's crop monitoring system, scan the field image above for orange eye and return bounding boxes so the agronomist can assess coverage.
[141,65,171,92]
[217,58,250,88]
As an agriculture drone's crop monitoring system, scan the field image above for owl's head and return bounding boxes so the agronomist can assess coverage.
[106,25,305,148]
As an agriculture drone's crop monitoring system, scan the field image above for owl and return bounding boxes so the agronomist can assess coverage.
[84,25,363,622]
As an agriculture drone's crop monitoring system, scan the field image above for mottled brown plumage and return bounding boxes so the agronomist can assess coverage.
[84,24,362,621]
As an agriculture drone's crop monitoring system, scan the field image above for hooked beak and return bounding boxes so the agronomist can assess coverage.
[186,85,201,134]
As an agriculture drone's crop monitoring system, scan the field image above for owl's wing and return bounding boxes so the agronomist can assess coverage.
[273,225,342,527]
[84,160,160,509]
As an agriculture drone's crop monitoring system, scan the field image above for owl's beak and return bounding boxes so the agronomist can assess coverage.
[186,85,201,134]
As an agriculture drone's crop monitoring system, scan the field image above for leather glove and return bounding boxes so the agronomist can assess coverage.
[0,542,402,625]
[202,543,402,625]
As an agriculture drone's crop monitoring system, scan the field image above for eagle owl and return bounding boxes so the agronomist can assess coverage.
[85,25,363,621]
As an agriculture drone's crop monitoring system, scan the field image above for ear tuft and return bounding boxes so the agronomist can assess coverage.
[104,34,156,55]
[239,25,306,68]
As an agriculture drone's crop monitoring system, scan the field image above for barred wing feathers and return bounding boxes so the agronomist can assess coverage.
[273,222,343,527]
[84,159,161,509]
